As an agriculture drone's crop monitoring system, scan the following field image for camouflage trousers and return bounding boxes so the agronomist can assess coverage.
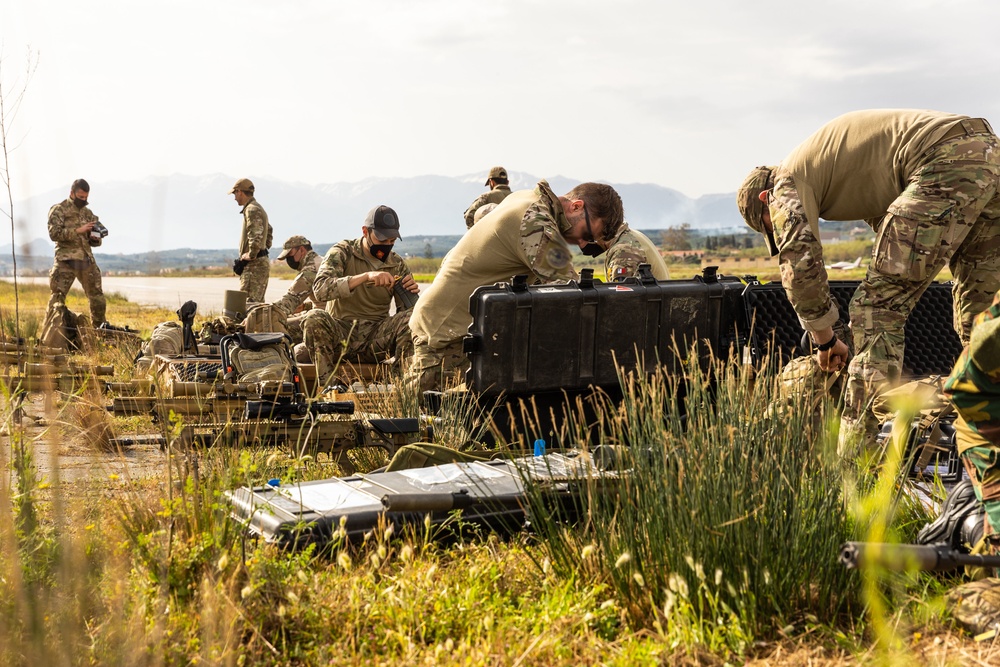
[285,313,305,345]
[301,309,413,382]
[48,258,106,325]
[404,338,469,393]
[240,256,270,303]
[839,130,1000,456]
[960,438,1000,553]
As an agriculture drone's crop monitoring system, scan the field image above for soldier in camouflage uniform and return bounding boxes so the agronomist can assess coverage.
[46,178,107,325]
[229,178,272,302]
[463,166,512,229]
[302,205,419,384]
[604,224,670,280]
[737,110,1000,457]
[409,180,626,392]
[272,235,324,343]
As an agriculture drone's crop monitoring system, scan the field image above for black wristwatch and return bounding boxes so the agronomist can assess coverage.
[815,336,838,352]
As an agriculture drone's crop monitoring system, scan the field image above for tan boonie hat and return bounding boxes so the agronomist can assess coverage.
[276,235,310,259]
[228,177,255,194]
[485,166,508,185]
[736,166,778,256]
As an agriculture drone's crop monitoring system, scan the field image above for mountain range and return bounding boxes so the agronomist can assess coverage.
[4,172,744,257]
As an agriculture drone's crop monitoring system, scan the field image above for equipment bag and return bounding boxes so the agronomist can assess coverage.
[221,332,296,384]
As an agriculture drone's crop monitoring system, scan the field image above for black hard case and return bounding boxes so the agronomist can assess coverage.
[463,267,748,397]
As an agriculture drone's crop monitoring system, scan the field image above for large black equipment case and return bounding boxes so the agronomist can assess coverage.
[464,266,749,396]
[742,280,963,377]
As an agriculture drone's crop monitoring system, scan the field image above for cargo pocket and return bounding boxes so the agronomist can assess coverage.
[873,196,955,281]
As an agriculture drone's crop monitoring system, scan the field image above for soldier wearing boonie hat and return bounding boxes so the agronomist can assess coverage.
[300,205,420,385]
[463,165,513,229]
[736,109,1000,461]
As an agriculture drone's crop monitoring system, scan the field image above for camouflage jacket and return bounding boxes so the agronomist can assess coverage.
[313,237,412,321]
[239,197,272,258]
[48,199,100,262]
[272,249,325,316]
[463,185,512,229]
[944,287,1000,451]
[410,181,577,349]
[767,110,969,332]
[605,225,670,280]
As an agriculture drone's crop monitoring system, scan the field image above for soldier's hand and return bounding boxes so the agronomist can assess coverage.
[399,274,419,293]
[76,221,95,234]
[366,271,394,288]
[816,338,850,373]
[240,252,252,261]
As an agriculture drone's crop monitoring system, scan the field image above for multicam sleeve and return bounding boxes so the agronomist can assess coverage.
[463,194,488,229]
[770,173,838,332]
[312,242,354,302]
[47,204,75,243]
[944,290,1000,446]
[604,233,646,280]
[518,204,578,283]
[272,261,318,316]
[245,205,267,257]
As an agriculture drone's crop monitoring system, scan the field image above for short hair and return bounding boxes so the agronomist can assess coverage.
[302,242,313,251]
[566,182,624,241]
[491,177,509,186]
[71,178,90,193]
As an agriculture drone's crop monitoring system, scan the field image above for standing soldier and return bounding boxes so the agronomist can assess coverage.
[737,109,1000,458]
[229,178,272,302]
[46,178,107,326]
[463,166,512,229]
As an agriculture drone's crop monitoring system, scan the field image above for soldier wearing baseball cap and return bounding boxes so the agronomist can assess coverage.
[229,177,272,302]
[300,204,420,386]
[463,165,512,229]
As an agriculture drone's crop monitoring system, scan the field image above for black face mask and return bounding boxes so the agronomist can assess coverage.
[285,256,301,271]
[580,204,605,257]
[72,197,88,209]
[369,243,393,261]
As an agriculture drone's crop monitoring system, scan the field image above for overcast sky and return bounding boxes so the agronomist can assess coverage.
[3,0,1000,210]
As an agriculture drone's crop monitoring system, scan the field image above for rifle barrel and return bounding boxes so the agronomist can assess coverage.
[840,541,1000,571]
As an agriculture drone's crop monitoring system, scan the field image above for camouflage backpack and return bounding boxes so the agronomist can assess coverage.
[242,303,288,336]
[40,304,88,351]
[135,321,185,375]
[222,332,294,384]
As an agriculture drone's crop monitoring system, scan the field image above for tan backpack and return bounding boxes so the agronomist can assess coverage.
[242,304,288,336]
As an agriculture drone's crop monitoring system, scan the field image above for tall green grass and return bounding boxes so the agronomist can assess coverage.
[523,353,858,655]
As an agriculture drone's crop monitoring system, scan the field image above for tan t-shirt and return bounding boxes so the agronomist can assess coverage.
[780,109,966,228]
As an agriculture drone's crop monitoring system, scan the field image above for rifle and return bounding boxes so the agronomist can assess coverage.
[839,541,1000,572]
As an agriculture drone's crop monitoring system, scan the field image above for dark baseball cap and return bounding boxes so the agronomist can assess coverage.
[364,205,402,241]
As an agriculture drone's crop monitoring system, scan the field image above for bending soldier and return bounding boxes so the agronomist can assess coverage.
[737,110,1000,457]
[463,166,512,229]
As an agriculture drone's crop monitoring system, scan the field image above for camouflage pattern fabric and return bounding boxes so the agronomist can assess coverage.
[313,238,414,320]
[47,198,106,325]
[284,312,306,345]
[301,308,413,382]
[408,182,580,363]
[947,578,1000,636]
[273,249,324,315]
[48,258,106,326]
[240,256,270,302]
[405,338,468,393]
[519,180,577,282]
[764,129,1000,457]
[48,198,101,261]
[463,185,512,229]
[197,316,243,344]
[604,225,670,280]
[945,287,1000,548]
[238,197,271,258]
